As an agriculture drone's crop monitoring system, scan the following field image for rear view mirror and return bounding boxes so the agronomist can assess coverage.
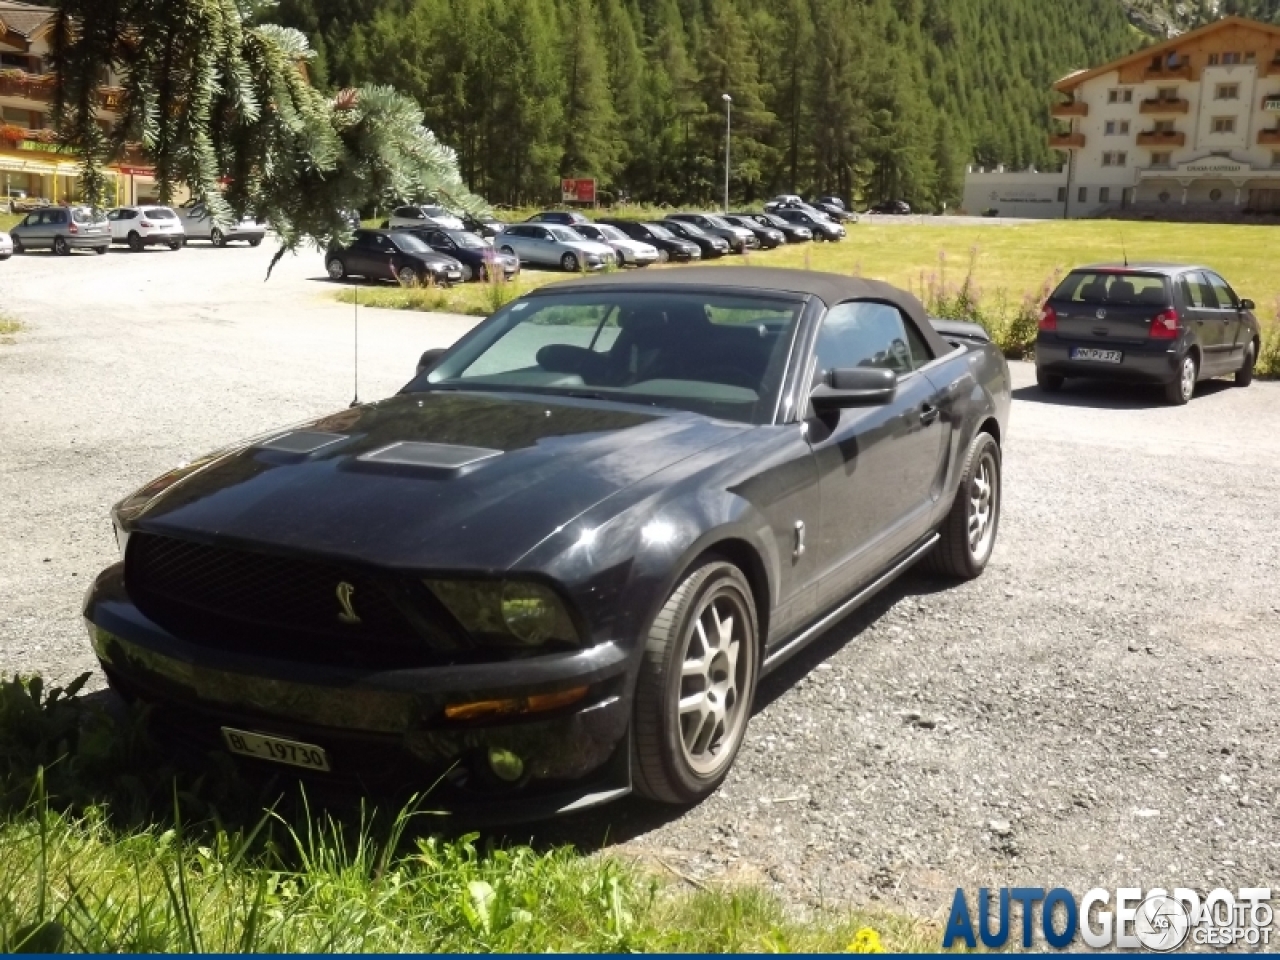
[417,348,447,376]
[1239,298,1255,311]
[810,367,897,409]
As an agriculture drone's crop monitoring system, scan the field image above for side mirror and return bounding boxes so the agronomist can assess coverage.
[417,347,447,376]
[810,367,898,410]
[1239,298,1255,311]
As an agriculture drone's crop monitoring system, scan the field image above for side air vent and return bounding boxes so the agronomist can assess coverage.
[257,431,347,455]
[357,441,501,470]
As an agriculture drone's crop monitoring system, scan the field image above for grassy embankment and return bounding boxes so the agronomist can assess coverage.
[335,219,1280,376]
[0,675,937,952]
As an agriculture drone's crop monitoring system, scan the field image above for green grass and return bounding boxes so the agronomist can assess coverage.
[0,211,23,233]
[0,315,20,337]
[0,675,936,953]
[338,219,1280,376]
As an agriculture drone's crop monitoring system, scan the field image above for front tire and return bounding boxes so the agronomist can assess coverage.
[210,228,225,248]
[1036,369,1064,392]
[561,252,580,272]
[928,432,1001,580]
[657,249,670,264]
[632,561,759,805]
[1235,341,1256,387]
[326,257,346,281]
[397,265,421,287]
[12,236,23,254]
[1165,352,1197,405]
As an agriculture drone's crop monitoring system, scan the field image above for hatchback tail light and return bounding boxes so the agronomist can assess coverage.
[1151,307,1180,339]
[1037,303,1057,331]
[140,220,154,228]
[68,222,79,234]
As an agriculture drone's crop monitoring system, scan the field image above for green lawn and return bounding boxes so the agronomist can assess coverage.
[0,674,934,953]
[337,219,1280,374]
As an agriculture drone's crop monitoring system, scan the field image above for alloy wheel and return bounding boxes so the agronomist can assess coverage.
[968,449,999,563]
[1179,356,1196,402]
[53,236,68,256]
[676,585,753,776]
[326,258,345,280]
[561,252,579,272]
[210,228,225,247]
[398,266,419,287]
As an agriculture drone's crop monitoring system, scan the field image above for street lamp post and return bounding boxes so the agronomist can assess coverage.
[721,93,732,213]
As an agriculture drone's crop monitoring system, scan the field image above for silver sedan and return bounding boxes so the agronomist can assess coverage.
[495,223,616,272]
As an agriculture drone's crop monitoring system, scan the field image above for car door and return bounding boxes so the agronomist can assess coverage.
[527,226,556,264]
[1205,271,1244,367]
[805,300,949,607]
[345,231,382,277]
[500,225,529,262]
[1180,271,1227,373]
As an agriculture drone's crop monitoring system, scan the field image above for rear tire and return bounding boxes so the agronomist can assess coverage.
[927,432,1001,580]
[632,561,759,805]
[249,237,262,247]
[167,240,182,251]
[94,246,108,255]
[1165,353,1197,405]
[53,235,69,256]
[1235,341,1256,387]
[1036,369,1064,392]
[12,236,23,254]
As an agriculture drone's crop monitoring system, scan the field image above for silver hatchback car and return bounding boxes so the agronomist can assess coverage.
[495,223,615,271]
[11,205,110,255]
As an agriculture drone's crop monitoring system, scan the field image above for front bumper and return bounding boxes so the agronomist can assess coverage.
[84,563,634,820]
[1036,335,1182,384]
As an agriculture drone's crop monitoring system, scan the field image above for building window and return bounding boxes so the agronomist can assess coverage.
[1108,88,1134,104]
[1223,52,1241,65]
[1272,150,1280,168]
[1216,83,1239,100]
[1154,119,1176,133]
[1246,51,1257,64]
[1157,87,1180,102]
[1211,116,1237,133]
[1056,187,1067,202]
[1099,187,1111,203]
[1078,187,1088,203]
[1105,120,1129,135]
[1209,53,1219,65]
[1102,151,1128,167]
[1152,151,1172,168]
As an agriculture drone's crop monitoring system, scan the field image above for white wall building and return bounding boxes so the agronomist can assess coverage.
[964,15,1280,219]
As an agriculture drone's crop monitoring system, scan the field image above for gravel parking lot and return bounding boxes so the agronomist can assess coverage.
[2,242,1278,920]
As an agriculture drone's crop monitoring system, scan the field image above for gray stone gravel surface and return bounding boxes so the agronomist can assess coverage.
[2,243,1278,922]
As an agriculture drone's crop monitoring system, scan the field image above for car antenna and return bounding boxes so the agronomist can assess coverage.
[1120,230,1129,268]
[349,281,360,408]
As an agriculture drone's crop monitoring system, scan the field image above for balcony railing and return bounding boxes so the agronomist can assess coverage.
[1145,62,1193,81]
[0,70,124,109]
[1137,130,1186,147]
[1050,101,1088,118]
[1258,128,1280,145]
[1048,132,1085,149]
[1140,97,1190,114]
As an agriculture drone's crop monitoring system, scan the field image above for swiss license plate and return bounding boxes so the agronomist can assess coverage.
[221,727,330,771]
[1071,347,1123,364]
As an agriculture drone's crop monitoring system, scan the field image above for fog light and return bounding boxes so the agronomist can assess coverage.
[488,748,524,782]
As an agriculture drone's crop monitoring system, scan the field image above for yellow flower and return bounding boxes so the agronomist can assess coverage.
[847,927,884,953]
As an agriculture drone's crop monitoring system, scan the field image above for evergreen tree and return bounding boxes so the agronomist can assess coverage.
[559,0,621,182]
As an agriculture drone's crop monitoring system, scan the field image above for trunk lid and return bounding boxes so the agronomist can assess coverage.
[1050,270,1172,345]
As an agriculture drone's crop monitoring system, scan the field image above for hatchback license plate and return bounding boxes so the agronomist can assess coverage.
[222,727,330,771]
[1071,347,1122,364]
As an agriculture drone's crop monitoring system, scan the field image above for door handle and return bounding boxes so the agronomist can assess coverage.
[920,404,940,426]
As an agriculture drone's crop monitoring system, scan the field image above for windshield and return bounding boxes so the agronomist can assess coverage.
[703,215,734,230]
[595,224,627,242]
[409,291,804,424]
[670,220,707,237]
[447,230,486,248]
[392,232,431,253]
[423,206,455,220]
[644,223,675,240]
[548,226,583,242]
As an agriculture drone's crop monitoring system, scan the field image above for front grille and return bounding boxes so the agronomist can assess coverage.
[126,533,454,669]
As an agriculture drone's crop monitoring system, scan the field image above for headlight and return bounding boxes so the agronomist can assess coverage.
[426,579,579,649]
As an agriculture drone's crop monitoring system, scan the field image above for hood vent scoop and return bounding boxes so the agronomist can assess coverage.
[257,431,347,455]
[358,441,501,470]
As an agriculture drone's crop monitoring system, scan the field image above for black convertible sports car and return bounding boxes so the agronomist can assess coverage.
[85,268,1010,819]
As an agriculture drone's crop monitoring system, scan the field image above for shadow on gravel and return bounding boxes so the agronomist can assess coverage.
[1011,378,1235,409]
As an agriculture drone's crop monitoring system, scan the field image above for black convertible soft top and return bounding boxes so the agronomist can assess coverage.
[537,266,953,359]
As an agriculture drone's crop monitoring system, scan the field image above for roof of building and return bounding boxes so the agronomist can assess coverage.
[0,1,55,41]
[1053,15,1280,92]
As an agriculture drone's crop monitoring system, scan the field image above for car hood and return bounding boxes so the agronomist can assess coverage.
[125,391,747,571]
[564,239,615,256]
[407,250,463,269]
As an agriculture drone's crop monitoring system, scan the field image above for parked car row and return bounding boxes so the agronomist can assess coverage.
[2,201,267,257]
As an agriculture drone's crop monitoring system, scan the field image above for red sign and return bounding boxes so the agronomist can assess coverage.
[560,177,596,204]
[117,165,154,177]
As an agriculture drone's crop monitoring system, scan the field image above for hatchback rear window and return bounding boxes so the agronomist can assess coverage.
[71,207,106,224]
[1052,271,1170,307]
[144,207,175,219]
